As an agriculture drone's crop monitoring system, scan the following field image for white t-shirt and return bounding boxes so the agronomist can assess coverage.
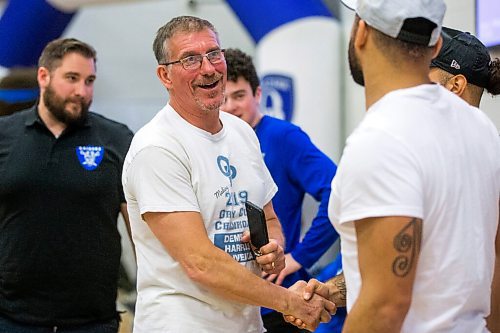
[330,84,500,333]
[122,104,277,333]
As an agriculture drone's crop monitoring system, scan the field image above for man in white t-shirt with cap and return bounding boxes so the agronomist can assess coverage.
[288,0,500,332]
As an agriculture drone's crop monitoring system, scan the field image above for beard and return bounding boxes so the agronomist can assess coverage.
[348,35,365,87]
[194,90,224,113]
[193,74,225,113]
[43,84,91,127]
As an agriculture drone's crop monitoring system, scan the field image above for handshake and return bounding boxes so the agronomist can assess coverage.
[281,279,339,332]
[244,231,346,331]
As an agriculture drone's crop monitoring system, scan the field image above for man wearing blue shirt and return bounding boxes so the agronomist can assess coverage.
[221,48,340,333]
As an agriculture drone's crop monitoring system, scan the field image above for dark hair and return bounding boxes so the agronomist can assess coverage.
[372,28,433,62]
[487,58,500,96]
[0,67,39,116]
[224,48,260,95]
[153,16,218,64]
[38,38,96,71]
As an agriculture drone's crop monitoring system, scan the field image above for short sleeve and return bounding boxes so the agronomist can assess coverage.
[126,146,200,215]
[334,127,424,224]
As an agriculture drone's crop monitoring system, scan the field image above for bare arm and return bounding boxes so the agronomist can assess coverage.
[263,200,285,248]
[325,272,347,307]
[120,203,134,244]
[487,204,500,333]
[143,209,334,331]
[342,216,422,333]
[120,203,136,259]
[261,201,285,273]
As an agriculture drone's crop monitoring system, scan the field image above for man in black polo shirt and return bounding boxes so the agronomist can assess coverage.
[0,38,133,332]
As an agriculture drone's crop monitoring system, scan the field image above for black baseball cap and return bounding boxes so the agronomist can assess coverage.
[430,27,491,88]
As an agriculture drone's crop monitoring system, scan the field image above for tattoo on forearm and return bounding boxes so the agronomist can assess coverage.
[335,275,347,304]
[392,218,422,277]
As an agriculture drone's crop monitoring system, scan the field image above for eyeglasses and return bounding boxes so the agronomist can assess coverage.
[161,49,225,70]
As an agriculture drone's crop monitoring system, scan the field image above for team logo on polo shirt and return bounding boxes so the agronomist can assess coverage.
[261,74,294,122]
[76,146,104,171]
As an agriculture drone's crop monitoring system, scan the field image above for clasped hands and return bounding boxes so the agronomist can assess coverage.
[242,231,336,331]
[285,279,336,331]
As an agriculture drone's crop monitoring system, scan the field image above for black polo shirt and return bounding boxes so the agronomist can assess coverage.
[0,106,133,326]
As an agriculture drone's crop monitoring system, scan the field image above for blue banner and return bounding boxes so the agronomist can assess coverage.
[225,0,335,43]
[0,88,39,103]
[0,0,76,68]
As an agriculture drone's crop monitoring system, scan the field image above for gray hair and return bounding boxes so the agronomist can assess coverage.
[153,16,219,64]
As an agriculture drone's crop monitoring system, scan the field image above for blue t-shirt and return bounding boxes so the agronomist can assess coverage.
[256,115,339,315]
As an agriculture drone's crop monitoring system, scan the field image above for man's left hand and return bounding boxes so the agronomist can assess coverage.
[242,231,285,274]
[262,253,302,285]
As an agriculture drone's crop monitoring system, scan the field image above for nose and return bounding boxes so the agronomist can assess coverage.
[75,80,90,98]
[199,56,216,74]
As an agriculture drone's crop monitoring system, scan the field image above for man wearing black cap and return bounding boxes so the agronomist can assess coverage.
[429,26,500,108]
[291,0,500,332]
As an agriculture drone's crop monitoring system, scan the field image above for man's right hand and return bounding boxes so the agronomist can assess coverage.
[284,280,336,331]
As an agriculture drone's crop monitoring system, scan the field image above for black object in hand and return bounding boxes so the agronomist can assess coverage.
[245,201,269,256]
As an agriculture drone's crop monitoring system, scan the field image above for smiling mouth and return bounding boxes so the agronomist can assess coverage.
[198,79,220,90]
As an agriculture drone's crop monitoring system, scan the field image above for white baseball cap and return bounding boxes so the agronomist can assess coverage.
[341,0,446,46]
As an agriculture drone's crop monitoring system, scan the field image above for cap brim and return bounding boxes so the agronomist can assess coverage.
[340,0,357,10]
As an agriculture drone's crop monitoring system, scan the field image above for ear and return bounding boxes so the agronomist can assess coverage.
[156,65,172,89]
[445,74,467,97]
[354,19,369,49]
[431,36,443,60]
[254,86,262,105]
[37,67,50,88]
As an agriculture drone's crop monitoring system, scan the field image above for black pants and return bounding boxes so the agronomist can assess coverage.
[0,315,119,333]
[263,311,310,333]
